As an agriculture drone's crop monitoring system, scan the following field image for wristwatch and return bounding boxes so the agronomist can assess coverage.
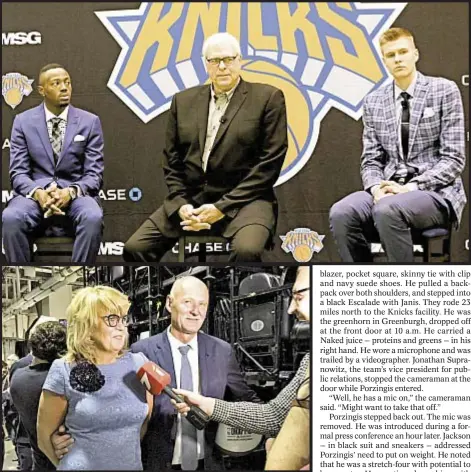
[68,187,77,200]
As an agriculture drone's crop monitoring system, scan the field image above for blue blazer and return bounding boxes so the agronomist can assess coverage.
[130,331,260,470]
[9,104,104,197]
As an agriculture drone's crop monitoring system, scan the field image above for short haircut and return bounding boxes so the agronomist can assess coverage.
[38,63,67,85]
[64,286,130,364]
[379,27,415,48]
[28,321,67,363]
[202,32,241,58]
[169,276,208,299]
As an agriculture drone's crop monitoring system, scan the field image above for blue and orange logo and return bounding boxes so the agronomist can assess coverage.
[96,2,406,185]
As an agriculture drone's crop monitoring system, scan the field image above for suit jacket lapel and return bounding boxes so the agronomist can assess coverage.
[197,86,211,156]
[408,72,428,160]
[57,105,79,167]
[210,79,248,154]
[156,332,177,389]
[197,333,210,396]
[381,82,400,159]
[32,105,55,167]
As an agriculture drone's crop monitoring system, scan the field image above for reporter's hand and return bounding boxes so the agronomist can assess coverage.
[51,425,74,460]
[192,204,224,225]
[170,388,215,417]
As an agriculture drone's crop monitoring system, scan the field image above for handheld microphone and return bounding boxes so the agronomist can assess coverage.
[219,116,227,124]
[137,361,210,430]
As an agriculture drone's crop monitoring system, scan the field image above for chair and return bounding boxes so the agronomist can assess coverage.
[372,223,452,262]
[32,236,75,263]
[177,234,230,262]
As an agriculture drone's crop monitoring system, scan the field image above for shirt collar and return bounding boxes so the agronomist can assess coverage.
[44,103,69,122]
[166,325,198,351]
[210,77,240,102]
[394,71,417,101]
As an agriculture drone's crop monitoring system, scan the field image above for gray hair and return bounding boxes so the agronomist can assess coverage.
[202,32,241,58]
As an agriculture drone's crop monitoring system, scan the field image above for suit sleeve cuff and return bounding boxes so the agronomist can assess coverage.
[405,182,418,192]
[26,186,41,200]
[71,185,83,197]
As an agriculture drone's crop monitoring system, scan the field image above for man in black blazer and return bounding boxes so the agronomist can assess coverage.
[123,32,288,261]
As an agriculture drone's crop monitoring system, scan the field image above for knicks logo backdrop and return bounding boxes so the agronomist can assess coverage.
[96,2,406,185]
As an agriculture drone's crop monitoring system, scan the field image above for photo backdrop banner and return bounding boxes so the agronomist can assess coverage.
[2,2,469,262]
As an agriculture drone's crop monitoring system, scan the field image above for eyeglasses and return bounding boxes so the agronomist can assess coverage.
[101,314,130,328]
[206,56,238,66]
[290,287,310,302]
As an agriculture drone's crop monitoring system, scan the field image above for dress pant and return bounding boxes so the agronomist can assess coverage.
[123,218,270,262]
[2,195,103,264]
[329,190,450,262]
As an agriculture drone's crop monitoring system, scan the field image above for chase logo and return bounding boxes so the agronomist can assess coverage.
[2,73,34,109]
[280,228,324,262]
[96,2,406,185]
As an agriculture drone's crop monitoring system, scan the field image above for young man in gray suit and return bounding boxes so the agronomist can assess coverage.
[123,32,288,262]
[329,27,466,262]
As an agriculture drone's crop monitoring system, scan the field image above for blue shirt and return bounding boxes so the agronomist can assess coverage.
[43,352,149,470]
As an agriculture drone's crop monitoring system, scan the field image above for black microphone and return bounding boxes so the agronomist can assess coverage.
[220,116,227,124]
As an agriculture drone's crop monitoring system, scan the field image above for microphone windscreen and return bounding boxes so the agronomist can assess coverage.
[137,361,171,395]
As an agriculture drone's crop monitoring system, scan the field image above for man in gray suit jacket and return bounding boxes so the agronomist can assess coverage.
[123,32,288,262]
[329,27,466,262]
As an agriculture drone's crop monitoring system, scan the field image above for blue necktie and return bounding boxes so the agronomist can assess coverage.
[179,345,198,470]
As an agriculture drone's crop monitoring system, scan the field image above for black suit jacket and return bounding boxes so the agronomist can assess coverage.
[150,78,288,238]
[130,331,260,470]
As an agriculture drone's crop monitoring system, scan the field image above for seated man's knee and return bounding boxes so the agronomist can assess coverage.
[81,208,103,233]
[372,198,402,226]
[231,227,268,261]
[329,198,356,228]
[2,207,27,231]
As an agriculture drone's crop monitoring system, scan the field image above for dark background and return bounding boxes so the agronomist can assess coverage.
[2,2,469,262]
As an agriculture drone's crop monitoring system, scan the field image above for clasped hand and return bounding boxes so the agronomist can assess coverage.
[178,204,224,231]
[373,180,410,203]
[34,182,71,217]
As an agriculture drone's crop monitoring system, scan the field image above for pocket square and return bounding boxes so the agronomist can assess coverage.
[423,107,435,118]
[73,134,85,142]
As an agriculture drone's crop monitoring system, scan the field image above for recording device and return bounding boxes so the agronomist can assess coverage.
[137,361,210,430]
[290,321,310,350]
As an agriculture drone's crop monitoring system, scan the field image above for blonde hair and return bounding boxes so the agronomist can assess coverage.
[379,27,415,48]
[64,286,130,364]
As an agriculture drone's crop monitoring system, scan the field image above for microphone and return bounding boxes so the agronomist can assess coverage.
[219,116,227,124]
[137,361,210,430]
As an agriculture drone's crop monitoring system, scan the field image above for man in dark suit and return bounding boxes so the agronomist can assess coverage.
[50,275,259,470]
[329,27,466,262]
[123,32,288,262]
[2,63,104,264]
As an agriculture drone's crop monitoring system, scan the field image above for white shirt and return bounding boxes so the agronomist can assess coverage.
[166,327,205,465]
[394,71,417,159]
[201,78,240,171]
[27,104,81,200]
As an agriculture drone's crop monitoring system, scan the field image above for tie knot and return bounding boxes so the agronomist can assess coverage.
[215,93,228,104]
[51,117,62,127]
[400,91,410,102]
[179,345,191,356]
